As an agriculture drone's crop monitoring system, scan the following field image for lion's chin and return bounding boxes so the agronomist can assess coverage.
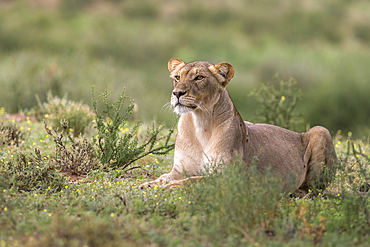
[173,104,196,115]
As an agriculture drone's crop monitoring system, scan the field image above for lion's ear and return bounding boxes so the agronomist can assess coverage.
[168,58,186,73]
[215,62,234,82]
[210,62,234,87]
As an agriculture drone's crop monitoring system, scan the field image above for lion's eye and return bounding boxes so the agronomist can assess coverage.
[174,75,180,81]
[195,75,204,81]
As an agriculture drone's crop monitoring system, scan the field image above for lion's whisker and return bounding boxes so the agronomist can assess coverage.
[161,102,173,112]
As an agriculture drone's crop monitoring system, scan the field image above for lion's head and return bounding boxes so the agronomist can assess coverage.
[168,58,234,115]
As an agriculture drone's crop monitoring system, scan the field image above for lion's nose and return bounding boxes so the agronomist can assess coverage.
[173,90,186,99]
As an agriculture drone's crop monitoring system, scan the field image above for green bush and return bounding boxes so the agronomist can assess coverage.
[249,76,302,130]
[43,120,102,176]
[323,140,370,241]
[0,151,65,192]
[36,91,95,137]
[0,120,23,147]
[91,87,175,171]
[354,23,370,43]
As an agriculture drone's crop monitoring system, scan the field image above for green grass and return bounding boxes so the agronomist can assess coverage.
[0,116,369,246]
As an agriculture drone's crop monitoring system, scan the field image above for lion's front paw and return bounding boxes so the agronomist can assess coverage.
[138,182,152,189]
[138,180,166,189]
[138,175,170,189]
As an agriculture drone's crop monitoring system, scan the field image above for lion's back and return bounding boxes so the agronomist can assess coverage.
[243,123,307,189]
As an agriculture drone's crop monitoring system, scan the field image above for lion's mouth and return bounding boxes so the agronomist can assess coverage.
[174,103,197,109]
[173,103,197,114]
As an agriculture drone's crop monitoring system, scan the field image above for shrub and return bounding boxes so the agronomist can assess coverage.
[249,76,302,130]
[323,140,370,240]
[43,119,102,176]
[36,91,95,136]
[91,87,175,171]
[0,120,23,147]
[0,151,65,192]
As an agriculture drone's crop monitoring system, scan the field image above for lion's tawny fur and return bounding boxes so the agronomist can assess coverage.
[139,59,337,194]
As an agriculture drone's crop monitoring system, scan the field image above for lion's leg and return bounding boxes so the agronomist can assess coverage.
[299,126,337,195]
[138,173,173,189]
[139,130,204,189]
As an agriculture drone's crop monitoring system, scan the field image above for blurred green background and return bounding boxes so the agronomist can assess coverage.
[1,0,370,136]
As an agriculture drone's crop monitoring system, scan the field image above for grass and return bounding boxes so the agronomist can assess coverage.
[1,1,370,245]
[0,115,369,246]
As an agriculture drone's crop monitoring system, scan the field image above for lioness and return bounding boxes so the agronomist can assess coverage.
[139,58,337,195]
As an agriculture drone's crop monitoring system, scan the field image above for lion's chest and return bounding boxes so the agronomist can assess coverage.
[194,127,213,150]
